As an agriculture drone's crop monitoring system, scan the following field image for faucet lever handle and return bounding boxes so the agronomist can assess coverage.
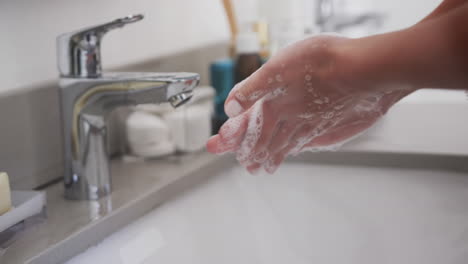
[79,14,144,37]
[57,14,144,78]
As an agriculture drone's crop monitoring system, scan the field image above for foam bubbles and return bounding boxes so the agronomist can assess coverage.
[248,91,262,101]
[353,93,386,114]
[298,113,315,119]
[272,87,287,97]
[301,128,368,153]
[236,100,264,164]
[254,150,268,163]
[321,111,335,120]
[334,104,344,110]
[214,137,238,154]
[220,114,245,139]
[290,136,312,155]
[264,87,287,101]
[235,92,247,102]
[264,157,279,174]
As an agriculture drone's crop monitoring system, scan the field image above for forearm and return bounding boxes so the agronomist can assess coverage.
[420,0,468,23]
[339,3,468,91]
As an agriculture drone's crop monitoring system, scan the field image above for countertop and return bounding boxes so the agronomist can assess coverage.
[68,159,468,264]
[2,151,468,264]
[1,152,227,264]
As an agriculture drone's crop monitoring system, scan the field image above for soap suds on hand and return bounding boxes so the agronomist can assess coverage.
[275,74,283,82]
[236,100,264,166]
[220,114,245,139]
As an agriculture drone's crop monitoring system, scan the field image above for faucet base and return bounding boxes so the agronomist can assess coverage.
[59,72,199,201]
[64,184,111,201]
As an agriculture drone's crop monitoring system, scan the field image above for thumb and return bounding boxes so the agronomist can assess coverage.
[225,64,279,117]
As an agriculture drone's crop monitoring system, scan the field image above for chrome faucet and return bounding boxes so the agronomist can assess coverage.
[315,0,384,33]
[57,14,199,200]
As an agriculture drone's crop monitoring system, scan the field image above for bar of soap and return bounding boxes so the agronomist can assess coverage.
[0,172,12,215]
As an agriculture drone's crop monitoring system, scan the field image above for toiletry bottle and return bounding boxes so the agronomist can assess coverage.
[234,30,262,84]
[211,59,234,133]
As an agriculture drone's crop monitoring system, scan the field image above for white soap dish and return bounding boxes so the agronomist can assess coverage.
[0,191,46,234]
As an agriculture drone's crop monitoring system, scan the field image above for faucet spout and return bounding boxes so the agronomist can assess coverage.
[59,72,199,200]
[57,15,200,200]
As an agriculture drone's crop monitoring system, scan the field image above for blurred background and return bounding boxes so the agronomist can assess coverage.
[0,0,462,202]
[0,0,442,93]
[3,1,468,264]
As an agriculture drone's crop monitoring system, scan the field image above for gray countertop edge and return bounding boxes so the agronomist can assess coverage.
[4,151,468,264]
[33,154,233,264]
[3,152,233,264]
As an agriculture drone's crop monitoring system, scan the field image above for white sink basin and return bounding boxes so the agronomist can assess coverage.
[67,161,468,264]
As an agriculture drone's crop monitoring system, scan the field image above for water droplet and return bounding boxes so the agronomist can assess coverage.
[275,74,283,82]
[248,91,262,101]
[334,104,344,110]
[235,92,247,102]
[298,113,315,119]
[321,112,335,119]
[313,99,323,104]
[305,74,312,81]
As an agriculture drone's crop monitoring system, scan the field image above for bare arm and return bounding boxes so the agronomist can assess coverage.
[340,2,468,90]
[207,1,468,174]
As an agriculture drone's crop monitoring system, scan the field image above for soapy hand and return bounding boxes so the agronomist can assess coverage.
[207,35,414,174]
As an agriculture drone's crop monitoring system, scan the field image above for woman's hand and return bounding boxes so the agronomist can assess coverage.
[207,35,414,174]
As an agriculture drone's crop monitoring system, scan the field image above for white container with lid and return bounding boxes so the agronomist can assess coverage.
[125,86,216,158]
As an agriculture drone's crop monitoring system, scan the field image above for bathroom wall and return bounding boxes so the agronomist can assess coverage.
[0,0,443,94]
[0,0,230,94]
[353,0,443,32]
[0,0,231,189]
[0,0,448,189]
[0,44,229,190]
